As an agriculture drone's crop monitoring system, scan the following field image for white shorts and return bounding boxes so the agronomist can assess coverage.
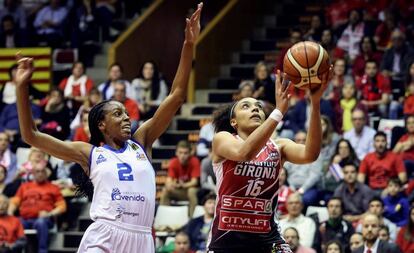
[77,219,154,253]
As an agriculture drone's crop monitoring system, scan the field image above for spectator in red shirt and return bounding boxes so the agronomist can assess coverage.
[0,194,26,252]
[72,109,90,142]
[356,60,391,117]
[352,36,383,79]
[393,115,414,178]
[404,63,414,116]
[112,81,140,131]
[374,10,405,51]
[396,206,414,253]
[173,231,195,253]
[358,131,407,192]
[58,62,94,113]
[8,164,66,253]
[160,140,200,217]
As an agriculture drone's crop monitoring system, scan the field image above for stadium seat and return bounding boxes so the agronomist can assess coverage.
[52,49,78,71]
[306,206,329,223]
[154,205,189,235]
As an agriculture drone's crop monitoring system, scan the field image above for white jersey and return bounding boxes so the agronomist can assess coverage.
[88,139,155,228]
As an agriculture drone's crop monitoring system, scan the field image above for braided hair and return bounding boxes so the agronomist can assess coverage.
[74,100,110,199]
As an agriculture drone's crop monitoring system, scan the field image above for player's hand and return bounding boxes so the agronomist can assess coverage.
[309,65,333,104]
[15,53,34,86]
[184,3,203,45]
[274,69,291,115]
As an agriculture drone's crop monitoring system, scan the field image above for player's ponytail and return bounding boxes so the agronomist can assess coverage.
[75,100,110,199]
[212,102,237,134]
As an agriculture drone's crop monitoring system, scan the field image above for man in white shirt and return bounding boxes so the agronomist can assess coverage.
[279,193,316,248]
[344,109,376,160]
[353,214,401,253]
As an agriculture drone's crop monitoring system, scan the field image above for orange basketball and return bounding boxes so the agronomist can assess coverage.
[283,41,330,90]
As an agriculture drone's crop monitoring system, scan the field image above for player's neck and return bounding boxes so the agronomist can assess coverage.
[104,138,125,150]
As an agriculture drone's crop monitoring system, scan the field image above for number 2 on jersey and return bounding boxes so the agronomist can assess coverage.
[117,163,134,181]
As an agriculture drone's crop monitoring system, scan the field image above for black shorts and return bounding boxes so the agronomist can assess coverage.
[209,243,292,253]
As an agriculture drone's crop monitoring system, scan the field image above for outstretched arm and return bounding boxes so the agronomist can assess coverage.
[278,68,332,164]
[15,54,92,170]
[134,3,203,153]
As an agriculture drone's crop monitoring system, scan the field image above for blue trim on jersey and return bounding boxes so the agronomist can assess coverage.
[130,138,151,162]
[103,142,128,153]
[88,146,95,175]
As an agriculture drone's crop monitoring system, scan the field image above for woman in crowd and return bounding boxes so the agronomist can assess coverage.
[324,240,344,253]
[393,115,414,178]
[396,206,414,253]
[277,167,293,218]
[323,58,353,105]
[352,36,382,78]
[252,61,275,105]
[98,63,131,100]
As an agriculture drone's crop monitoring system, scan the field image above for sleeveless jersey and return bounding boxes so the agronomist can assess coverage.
[88,139,155,228]
[208,137,284,250]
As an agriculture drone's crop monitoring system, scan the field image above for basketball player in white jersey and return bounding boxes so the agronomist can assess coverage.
[14,3,202,252]
[207,69,331,253]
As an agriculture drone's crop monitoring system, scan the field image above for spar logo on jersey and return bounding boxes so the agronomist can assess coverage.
[96,154,107,164]
[111,188,145,202]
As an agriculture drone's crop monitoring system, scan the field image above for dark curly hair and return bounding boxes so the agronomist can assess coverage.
[212,102,237,134]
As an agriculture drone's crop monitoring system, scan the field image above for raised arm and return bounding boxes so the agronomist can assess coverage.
[278,68,332,164]
[134,3,203,152]
[15,54,91,170]
[212,71,291,162]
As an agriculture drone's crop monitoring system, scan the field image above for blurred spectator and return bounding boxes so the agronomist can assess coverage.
[0,0,26,30]
[404,63,414,115]
[0,194,26,252]
[356,60,391,117]
[184,193,215,252]
[73,109,90,142]
[382,178,409,227]
[291,91,334,133]
[98,63,131,100]
[283,227,316,253]
[334,162,374,223]
[252,61,275,105]
[320,29,336,59]
[111,81,140,131]
[0,15,25,48]
[343,109,375,160]
[323,58,353,104]
[131,61,168,120]
[0,132,16,184]
[196,121,214,159]
[375,10,405,51]
[71,0,98,57]
[349,233,364,252]
[95,0,117,42]
[0,64,18,108]
[0,165,19,197]
[356,197,398,242]
[58,62,94,114]
[378,225,390,242]
[233,80,255,101]
[324,240,344,253]
[396,206,414,253]
[70,88,101,132]
[353,214,401,253]
[199,148,215,196]
[16,147,49,182]
[319,197,354,250]
[21,0,48,18]
[320,115,340,169]
[160,140,200,217]
[334,83,366,133]
[279,193,316,248]
[336,9,365,61]
[381,29,414,99]
[0,101,41,141]
[33,0,68,48]
[276,28,302,71]
[173,231,194,253]
[8,165,66,253]
[277,167,294,218]
[331,139,360,168]
[352,36,383,78]
[358,131,407,192]
[393,115,414,178]
[284,131,323,207]
[40,88,70,140]
[304,15,324,42]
